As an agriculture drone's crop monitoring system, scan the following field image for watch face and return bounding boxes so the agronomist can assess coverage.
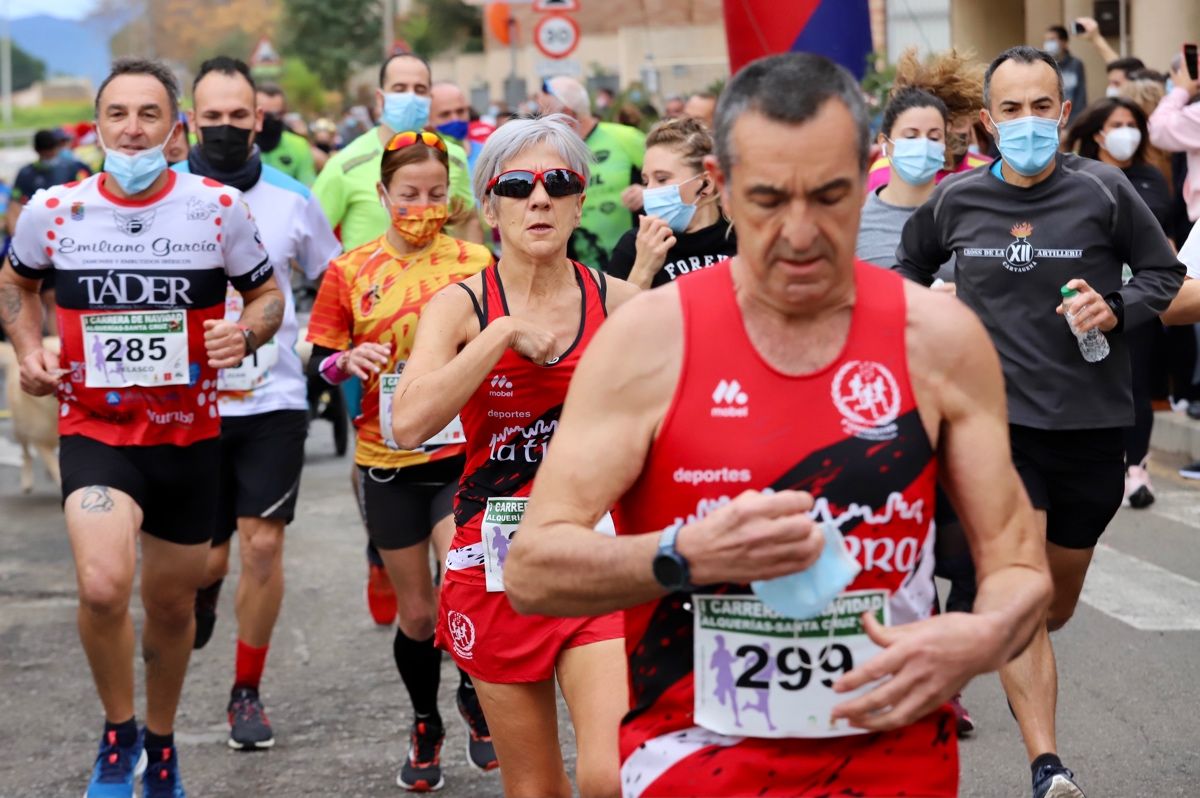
[653,554,684,590]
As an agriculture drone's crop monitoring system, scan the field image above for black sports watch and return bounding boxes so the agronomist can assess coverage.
[652,521,693,592]
[238,325,258,358]
[1103,291,1125,333]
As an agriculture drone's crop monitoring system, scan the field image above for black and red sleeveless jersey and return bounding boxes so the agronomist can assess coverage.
[448,261,608,587]
[612,260,955,797]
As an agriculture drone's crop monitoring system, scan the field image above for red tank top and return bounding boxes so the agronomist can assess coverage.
[449,260,608,586]
[612,260,953,795]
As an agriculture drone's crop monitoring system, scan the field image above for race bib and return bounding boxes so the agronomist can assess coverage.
[379,373,465,450]
[693,590,890,739]
[82,311,189,388]
[217,336,280,392]
[482,496,525,592]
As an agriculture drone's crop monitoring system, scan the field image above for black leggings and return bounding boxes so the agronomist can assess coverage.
[1124,320,1159,466]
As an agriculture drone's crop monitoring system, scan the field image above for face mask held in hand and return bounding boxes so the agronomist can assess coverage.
[751,521,861,620]
[643,173,706,233]
[100,127,174,195]
[989,108,1063,177]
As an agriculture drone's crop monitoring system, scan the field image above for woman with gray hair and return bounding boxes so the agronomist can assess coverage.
[389,113,639,797]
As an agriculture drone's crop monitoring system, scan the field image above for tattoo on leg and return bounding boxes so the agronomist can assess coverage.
[80,485,115,513]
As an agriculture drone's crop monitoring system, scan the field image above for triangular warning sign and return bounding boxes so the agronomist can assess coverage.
[250,37,280,67]
[533,0,580,11]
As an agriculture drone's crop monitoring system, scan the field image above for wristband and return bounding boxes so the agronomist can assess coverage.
[235,323,257,358]
[319,352,352,385]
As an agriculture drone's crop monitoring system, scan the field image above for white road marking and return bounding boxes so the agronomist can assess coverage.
[1080,544,1200,631]
[0,436,22,467]
[1138,488,1200,529]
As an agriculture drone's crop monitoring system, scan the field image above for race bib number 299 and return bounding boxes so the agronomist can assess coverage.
[82,311,190,388]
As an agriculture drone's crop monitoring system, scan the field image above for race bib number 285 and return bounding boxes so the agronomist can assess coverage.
[82,311,190,388]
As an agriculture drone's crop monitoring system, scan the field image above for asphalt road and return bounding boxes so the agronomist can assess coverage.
[2,411,1198,797]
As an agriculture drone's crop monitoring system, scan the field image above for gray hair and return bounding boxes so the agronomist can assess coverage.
[983,46,1064,109]
[713,52,870,175]
[472,113,594,209]
[96,57,180,120]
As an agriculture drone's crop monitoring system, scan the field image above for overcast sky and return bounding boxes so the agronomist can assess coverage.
[10,0,96,19]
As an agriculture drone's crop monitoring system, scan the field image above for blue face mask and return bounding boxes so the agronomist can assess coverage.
[887,137,946,186]
[1165,79,1175,94]
[991,110,1063,177]
[382,92,431,133]
[750,522,861,619]
[100,129,172,194]
[436,120,469,141]
[643,174,705,233]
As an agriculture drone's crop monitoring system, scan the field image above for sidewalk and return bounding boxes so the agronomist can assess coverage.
[1150,409,1200,468]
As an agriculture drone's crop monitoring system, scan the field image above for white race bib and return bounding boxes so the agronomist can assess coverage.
[482,496,525,592]
[379,372,465,450]
[692,590,890,739]
[82,310,190,388]
[217,336,280,392]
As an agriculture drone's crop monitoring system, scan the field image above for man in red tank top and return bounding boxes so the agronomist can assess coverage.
[506,53,1054,798]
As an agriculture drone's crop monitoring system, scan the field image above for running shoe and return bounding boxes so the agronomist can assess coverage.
[193,579,223,650]
[948,693,975,738]
[1125,462,1155,509]
[457,686,499,771]
[141,747,186,798]
[227,686,275,750]
[366,562,398,626]
[396,719,445,792]
[1032,763,1085,798]
[85,729,146,798]
[1179,461,1200,480]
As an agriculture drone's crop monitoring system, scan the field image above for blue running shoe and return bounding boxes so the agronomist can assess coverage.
[84,729,146,798]
[1033,763,1086,798]
[142,746,187,798]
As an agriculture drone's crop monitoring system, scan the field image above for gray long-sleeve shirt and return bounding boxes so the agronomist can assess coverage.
[895,153,1184,430]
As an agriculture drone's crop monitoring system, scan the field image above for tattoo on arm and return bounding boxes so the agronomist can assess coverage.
[0,284,22,328]
[80,486,114,513]
[262,296,283,330]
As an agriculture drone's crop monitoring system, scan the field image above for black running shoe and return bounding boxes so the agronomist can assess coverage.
[227,686,275,750]
[396,719,445,792]
[1033,763,1086,798]
[193,579,223,650]
[457,686,498,771]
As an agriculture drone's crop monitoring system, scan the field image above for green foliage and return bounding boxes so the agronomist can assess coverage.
[280,58,327,116]
[398,0,483,59]
[0,101,93,132]
[280,0,381,89]
[190,28,256,74]
[8,40,46,92]
[860,50,896,112]
[704,77,725,98]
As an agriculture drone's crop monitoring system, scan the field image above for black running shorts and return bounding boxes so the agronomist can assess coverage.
[214,409,309,546]
[60,434,221,546]
[1009,424,1125,550]
[354,456,463,551]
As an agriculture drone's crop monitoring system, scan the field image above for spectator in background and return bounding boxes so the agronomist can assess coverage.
[1074,16,1144,96]
[428,81,479,188]
[682,91,716,129]
[662,94,686,119]
[594,86,615,114]
[1067,97,1174,508]
[310,117,338,173]
[539,76,646,270]
[1149,54,1200,225]
[1044,25,1086,122]
[867,48,992,193]
[1120,71,1174,184]
[256,84,317,186]
[606,116,735,288]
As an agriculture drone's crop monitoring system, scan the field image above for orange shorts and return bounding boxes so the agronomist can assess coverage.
[436,576,624,683]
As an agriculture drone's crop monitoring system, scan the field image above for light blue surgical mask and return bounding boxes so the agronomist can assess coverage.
[1166,79,1176,94]
[643,174,705,233]
[751,522,861,620]
[435,120,469,141]
[100,128,172,195]
[990,109,1063,177]
[886,137,946,186]
[382,92,431,133]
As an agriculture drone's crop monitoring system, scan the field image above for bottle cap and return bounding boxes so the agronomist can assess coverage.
[1060,285,1078,298]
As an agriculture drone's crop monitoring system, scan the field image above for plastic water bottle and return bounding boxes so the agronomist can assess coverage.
[1060,285,1110,363]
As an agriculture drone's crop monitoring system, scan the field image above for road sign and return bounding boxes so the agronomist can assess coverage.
[533,0,580,11]
[536,58,582,78]
[249,37,280,67]
[533,13,580,59]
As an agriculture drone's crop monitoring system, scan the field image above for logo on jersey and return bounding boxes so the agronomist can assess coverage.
[446,611,476,659]
[70,201,85,221]
[831,360,900,441]
[113,209,156,237]
[78,273,193,306]
[710,379,749,418]
[673,467,753,485]
[489,375,514,398]
[359,284,382,316]
[186,196,218,221]
[963,221,1082,274]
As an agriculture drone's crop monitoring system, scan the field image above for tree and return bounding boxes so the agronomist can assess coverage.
[280,58,328,117]
[280,0,380,90]
[398,0,482,60]
[10,41,45,92]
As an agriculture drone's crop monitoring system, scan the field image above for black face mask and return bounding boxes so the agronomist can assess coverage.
[258,114,285,152]
[199,125,253,171]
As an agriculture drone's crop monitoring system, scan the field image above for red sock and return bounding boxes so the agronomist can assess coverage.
[234,640,269,690]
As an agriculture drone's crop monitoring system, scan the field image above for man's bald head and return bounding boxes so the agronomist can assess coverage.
[429,82,470,131]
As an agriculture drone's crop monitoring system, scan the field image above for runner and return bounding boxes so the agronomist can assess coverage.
[313,54,482,625]
[0,57,283,797]
[255,84,317,186]
[606,116,736,289]
[539,77,645,271]
[895,46,1184,798]
[173,56,341,750]
[387,114,640,798]
[504,53,1053,798]
[305,129,496,790]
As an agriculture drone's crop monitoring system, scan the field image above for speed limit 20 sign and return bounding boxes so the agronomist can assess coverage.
[534,13,580,60]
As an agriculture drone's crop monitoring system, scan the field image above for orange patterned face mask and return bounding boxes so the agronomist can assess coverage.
[383,199,449,247]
